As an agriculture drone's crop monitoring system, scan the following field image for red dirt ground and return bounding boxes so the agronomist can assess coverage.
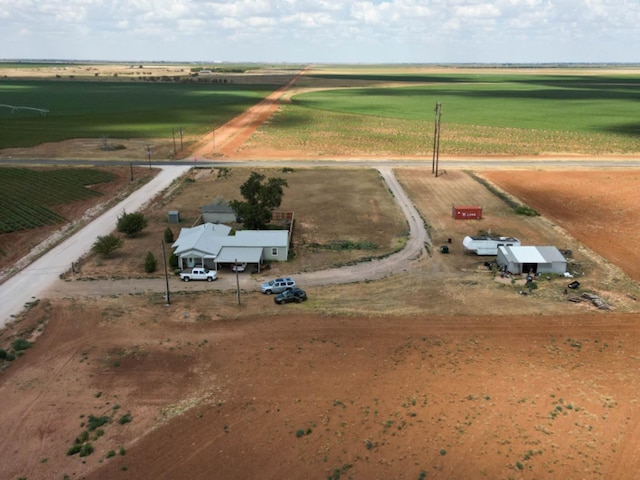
[3,298,640,480]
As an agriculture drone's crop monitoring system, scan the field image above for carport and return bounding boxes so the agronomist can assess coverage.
[214,246,264,272]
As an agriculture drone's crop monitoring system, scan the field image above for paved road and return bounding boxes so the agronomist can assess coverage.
[2,157,640,169]
[0,166,191,329]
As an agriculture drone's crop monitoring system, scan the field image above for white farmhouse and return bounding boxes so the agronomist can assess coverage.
[172,222,289,271]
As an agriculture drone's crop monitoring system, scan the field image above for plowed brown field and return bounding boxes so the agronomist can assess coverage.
[2,298,640,480]
[482,170,640,282]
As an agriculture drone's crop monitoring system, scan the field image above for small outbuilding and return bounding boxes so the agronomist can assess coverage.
[463,235,520,255]
[168,210,180,223]
[200,201,237,224]
[496,246,567,275]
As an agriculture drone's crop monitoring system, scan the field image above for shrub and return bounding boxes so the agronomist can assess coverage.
[106,450,116,458]
[75,430,89,444]
[169,252,179,269]
[87,415,110,431]
[118,412,133,425]
[79,443,94,457]
[67,444,81,456]
[92,234,123,258]
[144,251,157,273]
[0,348,7,360]
[116,211,148,237]
[12,338,32,351]
[164,227,174,244]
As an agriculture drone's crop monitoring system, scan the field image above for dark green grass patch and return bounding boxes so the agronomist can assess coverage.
[0,81,274,148]
[0,167,115,233]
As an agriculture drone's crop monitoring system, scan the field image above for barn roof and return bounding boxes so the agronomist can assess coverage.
[499,246,566,264]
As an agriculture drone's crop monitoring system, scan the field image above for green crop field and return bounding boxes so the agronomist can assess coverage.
[253,70,640,156]
[0,167,116,233]
[300,73,640,133]
[0,81,275,149]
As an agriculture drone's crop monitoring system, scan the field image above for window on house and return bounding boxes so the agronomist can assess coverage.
[271,248,278,256]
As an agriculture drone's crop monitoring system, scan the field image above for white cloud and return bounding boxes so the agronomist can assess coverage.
[0,0,638,62]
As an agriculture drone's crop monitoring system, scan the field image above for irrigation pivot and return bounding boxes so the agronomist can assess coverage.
[0,104,49,116]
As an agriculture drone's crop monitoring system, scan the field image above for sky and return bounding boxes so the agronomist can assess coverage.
[1,0,638,64]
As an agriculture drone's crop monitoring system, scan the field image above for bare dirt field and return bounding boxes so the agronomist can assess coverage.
[2,298,640,480]
[482,170,640,283]
[2,65,640,480]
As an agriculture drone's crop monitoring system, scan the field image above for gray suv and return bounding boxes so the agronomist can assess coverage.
[260,277,296,294]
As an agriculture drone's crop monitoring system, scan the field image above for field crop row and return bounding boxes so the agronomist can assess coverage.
[0,167,115,233]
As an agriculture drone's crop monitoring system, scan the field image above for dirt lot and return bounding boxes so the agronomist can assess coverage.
[2,66,640,480]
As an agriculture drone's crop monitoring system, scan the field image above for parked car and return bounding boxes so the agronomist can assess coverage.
[179,268,217,282]
[274,288,307,304]
[260,277,296,294]
[231,262,247,272]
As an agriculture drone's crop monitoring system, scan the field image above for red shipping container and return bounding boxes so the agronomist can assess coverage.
[452,206,483,220]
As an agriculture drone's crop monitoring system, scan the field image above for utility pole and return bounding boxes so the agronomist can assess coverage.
[172,128,177,153]
[432,102,442,177]
[161,241,170,306]
[129,162,134,182]
[146,145,151,170]
[179,127,184,151]
[235,259,241,305]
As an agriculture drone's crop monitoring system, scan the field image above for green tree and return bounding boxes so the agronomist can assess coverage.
[230,171,288,230]
[92,234,123,258]
[144,251,157,273]
[169,252,179,269]
[116,211,147,237]
[164,227,174,244]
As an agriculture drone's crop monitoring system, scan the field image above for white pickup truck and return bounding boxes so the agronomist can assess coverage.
[179,268,218,282]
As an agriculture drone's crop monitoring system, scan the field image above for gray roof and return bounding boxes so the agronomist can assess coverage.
[200,203,235,214]
[215,247,263,264]
[172,223,232,255]
[499,246,566,264]
[172,223,288,257]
